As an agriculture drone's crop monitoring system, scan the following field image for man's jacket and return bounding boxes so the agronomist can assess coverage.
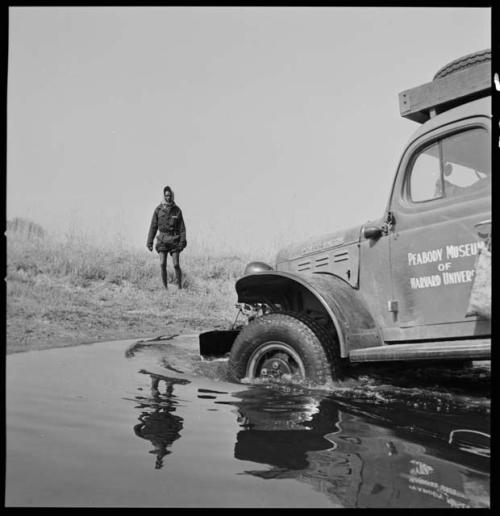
[147,202,187,252]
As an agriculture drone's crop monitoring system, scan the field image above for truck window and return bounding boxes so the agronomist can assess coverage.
[409,142,442,202]
[440,129,490,198]
[408,128,490,203]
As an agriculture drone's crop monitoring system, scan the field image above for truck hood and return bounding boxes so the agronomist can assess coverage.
[276,224,365,264]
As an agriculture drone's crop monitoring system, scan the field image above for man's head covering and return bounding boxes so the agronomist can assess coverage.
[163,185,175,202]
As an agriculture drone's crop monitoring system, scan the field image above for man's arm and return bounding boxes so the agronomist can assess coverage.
[178,210,186,249]
[146,209,158,250]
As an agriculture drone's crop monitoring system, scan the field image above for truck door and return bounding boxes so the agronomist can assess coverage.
[387,119,491,341]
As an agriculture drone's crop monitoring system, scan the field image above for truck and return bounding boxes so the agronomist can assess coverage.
[200,49,492,385]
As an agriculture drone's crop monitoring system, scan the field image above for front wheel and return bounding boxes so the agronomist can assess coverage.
[227,312,341,385]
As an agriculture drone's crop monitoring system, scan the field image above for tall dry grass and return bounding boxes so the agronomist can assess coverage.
[6,219,268,353]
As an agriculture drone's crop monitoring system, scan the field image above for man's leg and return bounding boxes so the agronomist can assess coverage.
[151,376,161,398]
[159,251,168,289]
[172,251,182,289]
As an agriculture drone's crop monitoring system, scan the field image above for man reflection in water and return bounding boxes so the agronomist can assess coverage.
[133,375,184,470]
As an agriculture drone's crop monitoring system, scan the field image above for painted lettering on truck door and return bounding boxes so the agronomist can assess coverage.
[387,122,491,340]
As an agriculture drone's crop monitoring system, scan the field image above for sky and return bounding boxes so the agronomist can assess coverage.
[7,7,491,257]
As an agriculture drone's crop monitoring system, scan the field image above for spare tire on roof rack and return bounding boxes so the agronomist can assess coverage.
[433,49,491,80]
[399,48,491,123]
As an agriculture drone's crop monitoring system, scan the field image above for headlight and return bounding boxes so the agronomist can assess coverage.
[244,261,274,275]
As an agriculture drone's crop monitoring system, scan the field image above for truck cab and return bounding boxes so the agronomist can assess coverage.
[359,96,491,345]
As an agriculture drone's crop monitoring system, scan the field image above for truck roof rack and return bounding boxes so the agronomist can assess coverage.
[399,51,491,123]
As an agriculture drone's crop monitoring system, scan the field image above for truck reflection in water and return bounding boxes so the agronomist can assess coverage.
[132,371,189,470]
[230,387,490,508]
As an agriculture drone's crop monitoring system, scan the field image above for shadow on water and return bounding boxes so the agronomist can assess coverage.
[6,338,489,507]
[123,339,490,507]
[128,357,489,508]
[226,385,489,508]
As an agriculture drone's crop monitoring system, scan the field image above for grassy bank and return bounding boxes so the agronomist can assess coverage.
[6,220,257,354]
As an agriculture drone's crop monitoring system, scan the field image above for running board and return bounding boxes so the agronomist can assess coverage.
[349,339,490,363]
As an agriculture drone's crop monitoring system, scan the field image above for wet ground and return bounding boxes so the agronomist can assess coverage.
[6,335,490,508]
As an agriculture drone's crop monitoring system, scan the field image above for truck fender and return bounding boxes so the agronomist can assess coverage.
[235,271,383,358]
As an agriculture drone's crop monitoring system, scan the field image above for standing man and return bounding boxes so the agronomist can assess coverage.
[147,186,187,289]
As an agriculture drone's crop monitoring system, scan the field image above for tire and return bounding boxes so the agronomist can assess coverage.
[227,312,341,385]
[433,49,490,80]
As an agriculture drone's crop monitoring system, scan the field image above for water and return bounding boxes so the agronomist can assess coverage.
[6,336,490,508]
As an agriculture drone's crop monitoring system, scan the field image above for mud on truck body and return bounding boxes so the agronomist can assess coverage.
[200,50,492,385]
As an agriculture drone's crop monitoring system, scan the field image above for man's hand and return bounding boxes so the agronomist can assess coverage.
[147,244,153,252]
